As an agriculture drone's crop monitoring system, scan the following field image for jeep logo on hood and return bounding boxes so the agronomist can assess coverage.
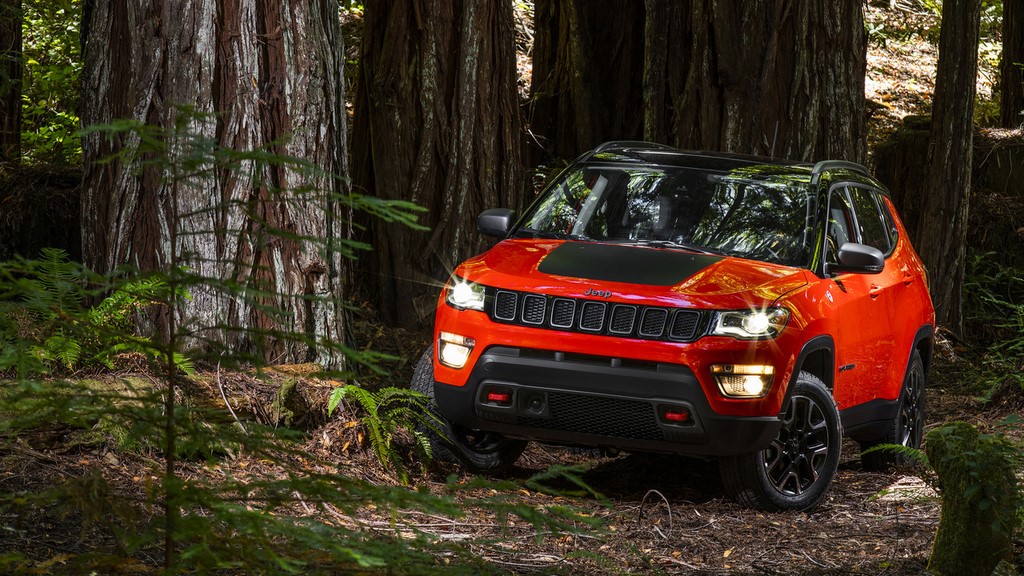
[584,288,613,298]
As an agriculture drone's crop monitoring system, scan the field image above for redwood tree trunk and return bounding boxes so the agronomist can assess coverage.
[81,0,348,366]
[1002,0,1024,127]
[531,0,866,164]
[0,0,20,162]
[351,0,523,327]
[528,0,645,164]
[647,0,864,161]
[919,0,982,331]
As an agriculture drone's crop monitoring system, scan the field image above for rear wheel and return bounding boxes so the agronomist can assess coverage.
[720,372,841,511]
[860,351,926,470]
[410,347,526,472]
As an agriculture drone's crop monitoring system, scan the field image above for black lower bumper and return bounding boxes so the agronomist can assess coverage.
[434,346,782,457]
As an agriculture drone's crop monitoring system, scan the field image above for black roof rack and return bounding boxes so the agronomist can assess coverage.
[589,140,675,155]
[810,160,870,186]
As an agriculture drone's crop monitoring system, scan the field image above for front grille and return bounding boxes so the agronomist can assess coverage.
[488,289,706,342]
[670,311,701,340]
[551,299,576,327]
[494,291,517,321]
[516,392,665,441]
[609,305,637,334]
[640,308,669,337]
[522,294,546,324]
[579,301,606,332]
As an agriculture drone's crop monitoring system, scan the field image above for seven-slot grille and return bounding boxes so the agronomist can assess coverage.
[489,289,704,341]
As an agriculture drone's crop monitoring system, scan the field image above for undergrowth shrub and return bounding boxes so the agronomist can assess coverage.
[327,384,439,483]
[0,248,185,376]
[956,252,1024,398]
[0,108,601,574]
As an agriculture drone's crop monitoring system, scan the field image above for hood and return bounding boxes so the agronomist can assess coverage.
[459,239,809,308]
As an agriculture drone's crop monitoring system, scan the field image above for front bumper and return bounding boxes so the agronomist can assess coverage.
[433,346,783,457]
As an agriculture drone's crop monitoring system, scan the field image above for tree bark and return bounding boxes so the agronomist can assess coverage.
[531,0,866,165]
[351,0,523,327]
[528,0,646,164]
[81,0,349,366]
[918,0,982,332]
[647,0,864,161]
[0,0,21,162]
[1001,0,1024,127]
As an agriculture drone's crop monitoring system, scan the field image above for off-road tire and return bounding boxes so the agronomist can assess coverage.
[860,351,926,471]
[720,372,842,511]
[410,347,526,472]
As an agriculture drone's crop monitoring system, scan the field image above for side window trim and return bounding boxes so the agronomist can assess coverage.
[845,182,896,258]
[824,184,856,272]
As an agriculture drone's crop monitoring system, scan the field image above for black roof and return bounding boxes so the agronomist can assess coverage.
[580,141,874,188]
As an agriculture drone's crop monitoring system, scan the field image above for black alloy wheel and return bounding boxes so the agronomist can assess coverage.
[720,372,842,511]
[764,393,833,496]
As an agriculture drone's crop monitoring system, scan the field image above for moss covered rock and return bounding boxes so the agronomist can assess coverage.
[926,422,1019,576]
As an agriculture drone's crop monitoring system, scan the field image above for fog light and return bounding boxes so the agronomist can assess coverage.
[438,331,475,369]
[711,364,774,398]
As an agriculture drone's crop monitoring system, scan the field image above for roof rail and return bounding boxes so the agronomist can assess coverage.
[590,140,675,155]
[810,160,870,186]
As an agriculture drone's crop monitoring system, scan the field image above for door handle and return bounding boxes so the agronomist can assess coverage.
[902,273,915,286]
[869,284,883,299]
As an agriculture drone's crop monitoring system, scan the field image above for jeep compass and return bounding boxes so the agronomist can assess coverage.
[412,141,935,511]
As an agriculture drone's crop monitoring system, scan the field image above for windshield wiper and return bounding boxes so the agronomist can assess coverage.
[516,228,591,241]
[634,240,720,255]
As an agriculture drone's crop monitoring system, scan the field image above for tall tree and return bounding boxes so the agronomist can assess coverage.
[80,1,349,365]
[529,0,867,165]
[1002,0,1024,127]
[0,0,20,162]
[647,0,865,161]
[351,0,523,327]
[528,0,645,163]
[918,0,982,331]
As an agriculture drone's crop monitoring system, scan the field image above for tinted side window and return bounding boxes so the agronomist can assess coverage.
[878,195,899,249]
[825,189,855,267]
[848,187,890,254]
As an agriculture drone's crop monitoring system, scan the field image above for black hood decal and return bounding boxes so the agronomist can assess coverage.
[537,242,723,286]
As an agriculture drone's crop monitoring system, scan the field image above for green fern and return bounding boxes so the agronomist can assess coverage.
[327,384,438,482]
[0,251,190,376]
[860,442,929,466]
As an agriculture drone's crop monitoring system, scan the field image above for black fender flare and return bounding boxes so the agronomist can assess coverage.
[778,335,836,415]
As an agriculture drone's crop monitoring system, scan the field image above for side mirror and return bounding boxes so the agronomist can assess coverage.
[477,208,516,238]
[835,242,885,274]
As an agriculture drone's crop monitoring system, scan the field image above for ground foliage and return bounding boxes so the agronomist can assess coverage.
[2,348,1023,575]
[0,2,1023,575]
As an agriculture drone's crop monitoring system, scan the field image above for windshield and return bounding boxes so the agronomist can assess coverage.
[516,164,814,267]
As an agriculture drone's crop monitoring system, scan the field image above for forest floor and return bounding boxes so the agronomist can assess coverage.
[3,331,1024,575]
[4,4,1024,576]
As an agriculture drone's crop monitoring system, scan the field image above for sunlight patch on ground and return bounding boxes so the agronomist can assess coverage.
[875,475,937,502]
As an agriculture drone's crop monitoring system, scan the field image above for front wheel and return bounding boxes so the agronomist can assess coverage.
[860,350,926,471]
[720,372,842,511]
[410,347,526,472]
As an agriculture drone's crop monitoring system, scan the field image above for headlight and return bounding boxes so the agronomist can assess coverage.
[712,307,789,339]
[446,278,485,311]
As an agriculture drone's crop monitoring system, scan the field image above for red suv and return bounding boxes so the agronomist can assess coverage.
[412,142,935,511]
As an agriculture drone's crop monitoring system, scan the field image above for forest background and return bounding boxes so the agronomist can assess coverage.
[0,0,1023,574]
